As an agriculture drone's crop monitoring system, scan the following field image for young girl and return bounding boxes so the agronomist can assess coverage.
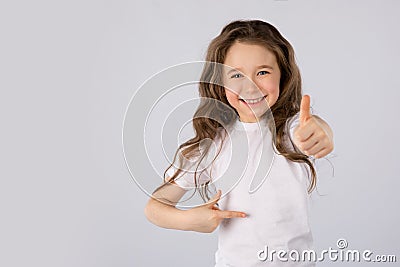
[145,20,333,266]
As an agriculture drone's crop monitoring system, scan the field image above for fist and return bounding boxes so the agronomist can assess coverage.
[293,95,334,159]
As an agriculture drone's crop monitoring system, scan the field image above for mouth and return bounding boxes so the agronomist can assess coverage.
[239,95,268,105]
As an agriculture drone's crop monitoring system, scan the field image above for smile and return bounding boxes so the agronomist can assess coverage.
[239,95,267,105]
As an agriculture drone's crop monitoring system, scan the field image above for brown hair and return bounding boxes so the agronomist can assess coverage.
[154,20,316,203]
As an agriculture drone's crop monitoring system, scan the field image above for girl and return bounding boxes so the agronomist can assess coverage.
[145,20,333,266]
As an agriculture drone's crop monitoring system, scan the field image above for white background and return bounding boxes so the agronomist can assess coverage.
[1,0,399,266]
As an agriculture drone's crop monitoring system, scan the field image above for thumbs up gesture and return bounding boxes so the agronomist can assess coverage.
[293,95,334,159]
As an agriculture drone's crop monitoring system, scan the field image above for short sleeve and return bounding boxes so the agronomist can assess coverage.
[165,147,214,191]
[287,112,301,144]
[164,130,226,190]
[165,165,197,190]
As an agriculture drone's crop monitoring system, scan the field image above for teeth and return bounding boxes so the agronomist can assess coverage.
[240,95,266,104]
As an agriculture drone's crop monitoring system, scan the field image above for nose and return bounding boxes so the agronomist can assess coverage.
[240,77,262,98]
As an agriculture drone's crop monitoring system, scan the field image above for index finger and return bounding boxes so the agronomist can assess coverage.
[217,210,247,218]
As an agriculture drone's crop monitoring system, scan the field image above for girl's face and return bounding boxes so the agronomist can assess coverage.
[223,42,281,123]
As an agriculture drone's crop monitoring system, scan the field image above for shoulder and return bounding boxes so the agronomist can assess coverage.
[201,126,229,165]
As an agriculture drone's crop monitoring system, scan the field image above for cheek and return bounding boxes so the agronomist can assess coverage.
[270,86,280,99]
[258,80,280,105]
[270,87,280,106]
[224,89,239,105]
[258,79,279,95]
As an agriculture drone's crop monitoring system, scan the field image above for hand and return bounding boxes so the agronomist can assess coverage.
[293,95,334,159]
[184,190,247,233]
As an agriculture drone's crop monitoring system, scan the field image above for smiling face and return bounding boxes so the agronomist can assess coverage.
[223,42,281,123]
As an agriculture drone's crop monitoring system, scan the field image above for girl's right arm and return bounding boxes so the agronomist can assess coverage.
[144,181,247,233]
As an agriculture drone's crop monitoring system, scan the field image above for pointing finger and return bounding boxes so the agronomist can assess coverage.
[217,210,247,219]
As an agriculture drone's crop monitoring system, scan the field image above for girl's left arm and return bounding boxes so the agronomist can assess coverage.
[293,95,334,159]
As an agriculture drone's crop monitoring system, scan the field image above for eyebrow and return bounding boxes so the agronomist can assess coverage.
[226,65,274,75]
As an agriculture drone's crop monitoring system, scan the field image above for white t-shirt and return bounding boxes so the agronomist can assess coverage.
[166,113,316,267]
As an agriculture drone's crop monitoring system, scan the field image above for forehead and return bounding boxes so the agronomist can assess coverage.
[224,42,277,69]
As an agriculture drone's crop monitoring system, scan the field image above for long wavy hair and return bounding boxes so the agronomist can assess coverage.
[154,20,316,203]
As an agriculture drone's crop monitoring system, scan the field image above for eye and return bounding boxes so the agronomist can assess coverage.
[230,73,243,79]
[257,70,270,76]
